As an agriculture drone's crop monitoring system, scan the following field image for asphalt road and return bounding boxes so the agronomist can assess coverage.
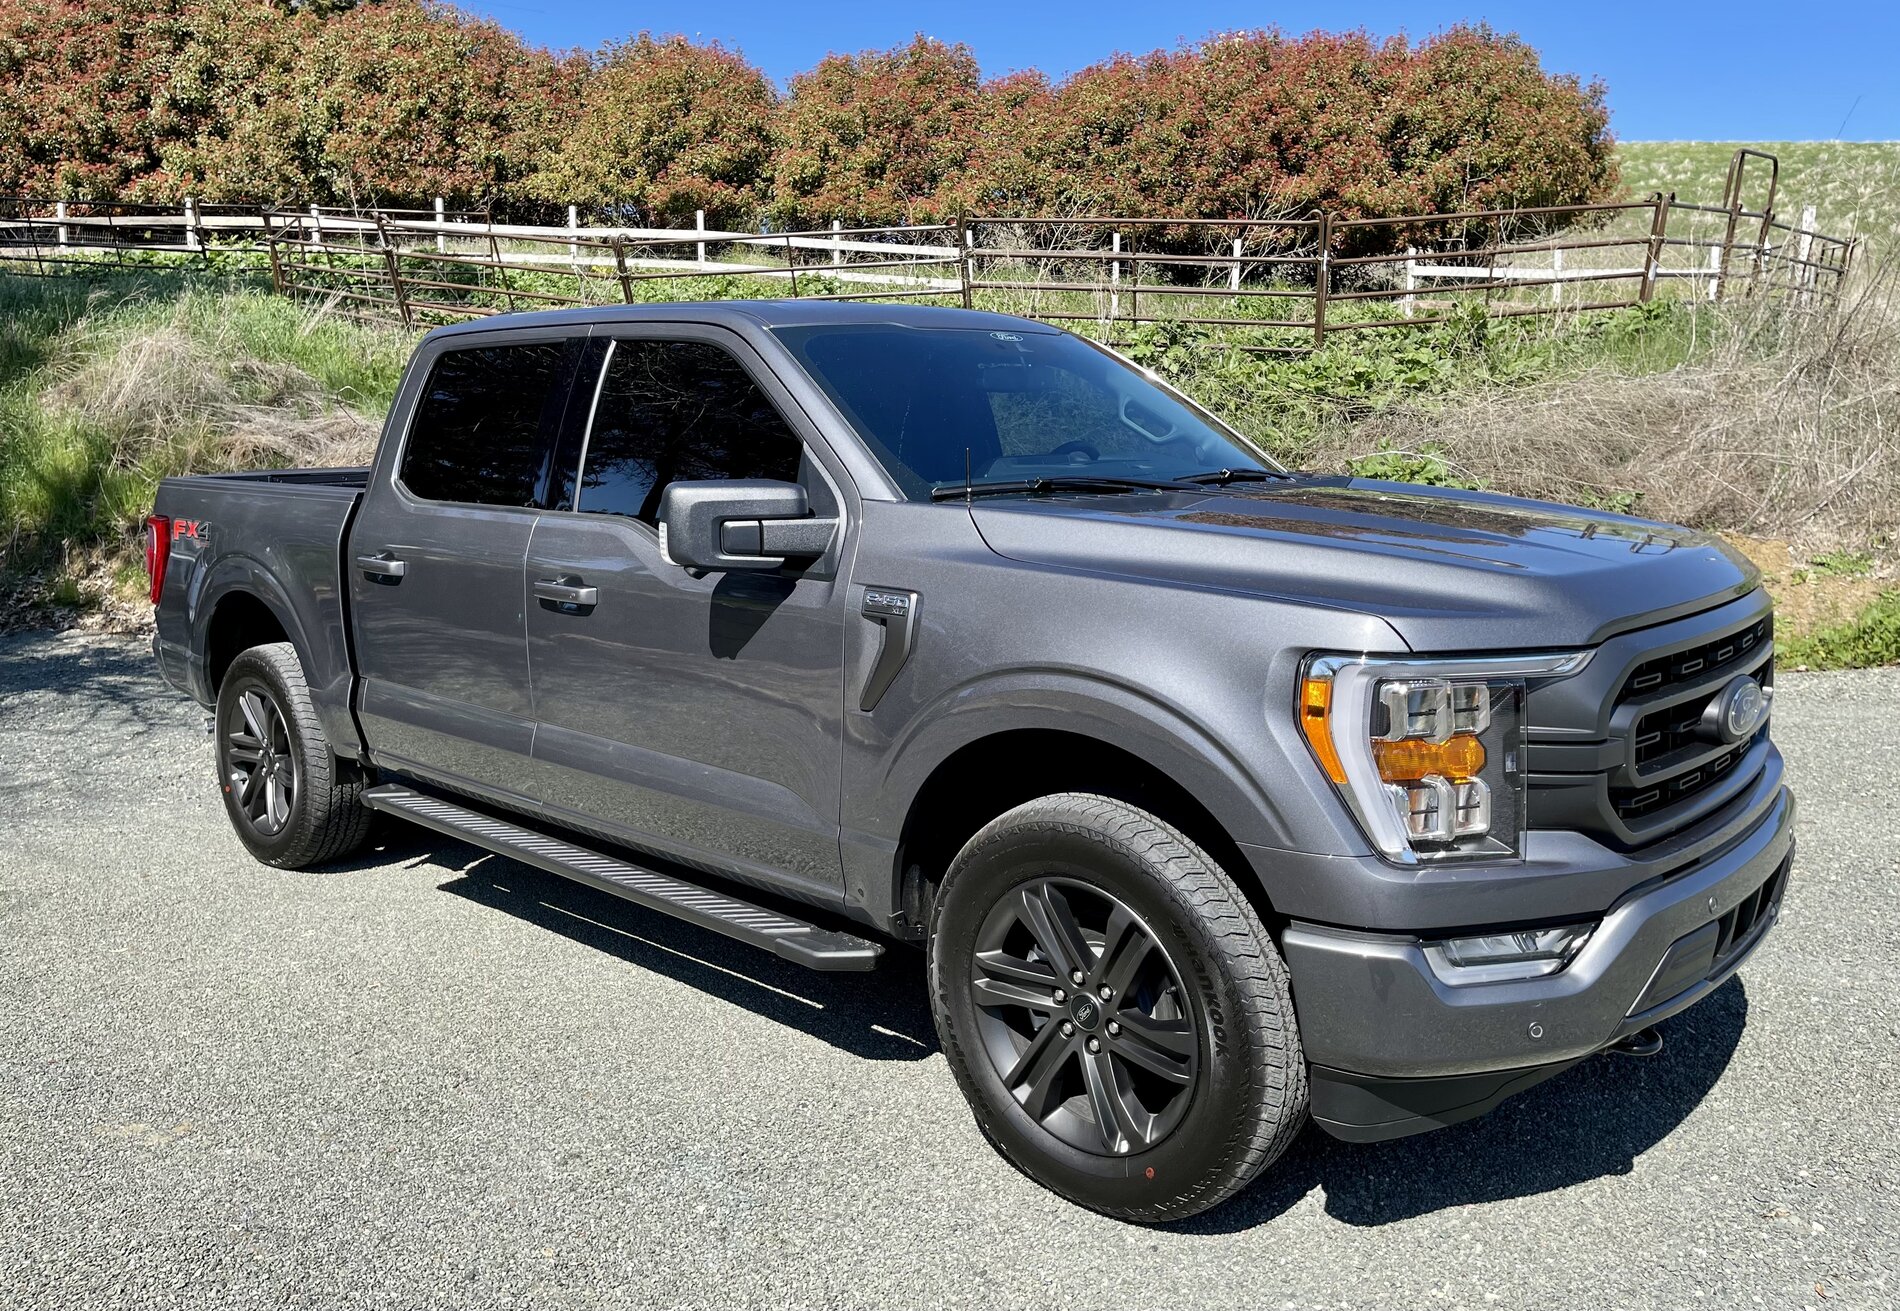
[2,630,1896,1310]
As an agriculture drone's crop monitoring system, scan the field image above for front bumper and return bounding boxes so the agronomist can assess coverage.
[1283,784,1794,1141]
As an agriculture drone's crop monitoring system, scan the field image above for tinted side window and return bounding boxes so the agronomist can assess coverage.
[575,340,803,524]
[400,340,576,506]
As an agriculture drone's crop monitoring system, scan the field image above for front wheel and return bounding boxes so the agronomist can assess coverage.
[928,793,1307,1222]
[214,642,372,869]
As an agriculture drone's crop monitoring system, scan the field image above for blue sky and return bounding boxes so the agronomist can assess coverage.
[462,1,1898,140]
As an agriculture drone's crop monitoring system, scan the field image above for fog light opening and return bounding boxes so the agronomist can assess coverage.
[1423,922,1597,986]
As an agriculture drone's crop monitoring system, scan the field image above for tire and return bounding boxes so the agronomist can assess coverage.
[928,793,1306,1222]
[213,642,373,869]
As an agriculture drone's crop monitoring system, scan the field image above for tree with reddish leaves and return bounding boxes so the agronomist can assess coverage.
[770,35,994,229]
[531,35,776,228]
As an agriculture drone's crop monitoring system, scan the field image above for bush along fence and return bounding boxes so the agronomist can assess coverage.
[0,151,1857,352]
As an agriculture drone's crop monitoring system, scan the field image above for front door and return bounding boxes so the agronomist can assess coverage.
[350,330,584,802]
[523,329,852,899]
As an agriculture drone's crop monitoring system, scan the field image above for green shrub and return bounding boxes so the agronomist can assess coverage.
[1779,593,1900,670]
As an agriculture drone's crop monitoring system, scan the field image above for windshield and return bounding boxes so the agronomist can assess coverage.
[771,323,1280,499]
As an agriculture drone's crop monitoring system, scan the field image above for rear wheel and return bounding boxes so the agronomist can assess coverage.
[214,642,372,869]
[929,793,1306,1222]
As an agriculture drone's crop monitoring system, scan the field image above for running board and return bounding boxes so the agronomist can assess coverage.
[363,784,882,971]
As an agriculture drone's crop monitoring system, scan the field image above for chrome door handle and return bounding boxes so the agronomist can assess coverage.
[534,577,598,609]
[356,552,406,580]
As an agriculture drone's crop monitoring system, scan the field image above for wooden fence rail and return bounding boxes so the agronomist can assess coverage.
[0,151,1860,349]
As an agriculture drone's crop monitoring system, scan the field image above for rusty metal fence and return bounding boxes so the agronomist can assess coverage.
[0,150,1859,349]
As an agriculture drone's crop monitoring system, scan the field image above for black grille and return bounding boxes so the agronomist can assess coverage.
[1612,729,1762,820]
[1621,616,1770,700]
[1608,618,1774,826]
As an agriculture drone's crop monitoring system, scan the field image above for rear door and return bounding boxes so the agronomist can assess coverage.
[523,327,853,898]
[349,329,585,803]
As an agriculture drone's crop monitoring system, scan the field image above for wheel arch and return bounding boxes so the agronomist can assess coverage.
[875,690,1292,940]
[191,556,363,760]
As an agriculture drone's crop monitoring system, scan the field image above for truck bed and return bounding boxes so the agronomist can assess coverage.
[150,466,370,757]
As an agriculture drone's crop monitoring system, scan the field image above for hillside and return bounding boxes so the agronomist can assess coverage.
[1617,141,1900,249]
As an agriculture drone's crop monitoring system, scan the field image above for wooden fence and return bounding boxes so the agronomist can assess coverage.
[0,151,1858,350]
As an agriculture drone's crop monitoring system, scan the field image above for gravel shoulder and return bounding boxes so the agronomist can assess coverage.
[1,631,1895,1309]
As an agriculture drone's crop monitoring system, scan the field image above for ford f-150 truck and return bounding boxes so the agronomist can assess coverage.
[149,302,1791,1221]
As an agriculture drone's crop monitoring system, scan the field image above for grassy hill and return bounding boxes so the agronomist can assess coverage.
[1616,141,1900,249]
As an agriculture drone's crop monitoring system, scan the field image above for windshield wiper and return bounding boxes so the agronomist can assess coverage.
[1176,467,1296,485]
[930,475,1194,502]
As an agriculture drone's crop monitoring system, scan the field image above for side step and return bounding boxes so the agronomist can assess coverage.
[363,784,883,971]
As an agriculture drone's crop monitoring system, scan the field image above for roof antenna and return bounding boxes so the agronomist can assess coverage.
[964,446,972,509]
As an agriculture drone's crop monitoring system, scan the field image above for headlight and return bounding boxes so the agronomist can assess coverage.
[1298,651,1591,865]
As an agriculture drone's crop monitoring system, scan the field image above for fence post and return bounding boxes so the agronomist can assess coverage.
[435,197,446,254]
[486,223,518,313]
[1229,236,1242,292]
[375,214,413,329]
[186,197,209,264]
[696,209,707,270]
[1707,245,1721,301]
[959,212,973,311]
[1640,193,1671,302]
[1110,231,1122,321]
[783,229,800,298]
[260,209,285,294]
[1795,205,1817,304]
[1551,245,1564,306]
[1312,212,1330,349]
[611,235,634,303]
[55,199,68,249]
[832,219,843,266]
[568,204,579,267]
[309,204,323,253]
[1401,246,1417,317]
[1715,194,1743,302]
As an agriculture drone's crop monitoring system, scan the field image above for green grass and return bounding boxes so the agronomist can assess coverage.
[1778,591,1900,669]
[1616,141,1900,249]
[0,272,411,586]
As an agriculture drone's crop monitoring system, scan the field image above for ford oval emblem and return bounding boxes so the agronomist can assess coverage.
[1702,675,1771,744]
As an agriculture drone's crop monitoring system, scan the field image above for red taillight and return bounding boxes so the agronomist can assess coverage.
[144,514,170,604]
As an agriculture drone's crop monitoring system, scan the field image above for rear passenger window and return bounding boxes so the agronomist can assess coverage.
[574,339,803,525]
[400,340,577,506]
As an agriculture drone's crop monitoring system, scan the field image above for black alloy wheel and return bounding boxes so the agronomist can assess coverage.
[221,684,298,837]
[968,877,1198,1156]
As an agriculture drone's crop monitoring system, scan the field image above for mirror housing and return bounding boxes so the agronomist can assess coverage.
[658,480,839,572]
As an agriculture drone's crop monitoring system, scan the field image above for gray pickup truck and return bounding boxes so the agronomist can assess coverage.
[149,302,1791,1221]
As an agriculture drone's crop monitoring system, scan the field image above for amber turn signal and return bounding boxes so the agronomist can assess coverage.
[1299,677,1348,784]
[1373,733,1486,783]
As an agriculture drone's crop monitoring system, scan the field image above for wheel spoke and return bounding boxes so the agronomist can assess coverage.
[1112,1010,1196,1084]
[227,742,264,765]
[1094,904,1151,995]
[266,775,287,829]
[239,692,268,742]
[1017,882,1093,978]
[972,951,1062,1012]
[236,763,262,809]
[1011,1023,1075,1120]
[1081,1049,1147,1154]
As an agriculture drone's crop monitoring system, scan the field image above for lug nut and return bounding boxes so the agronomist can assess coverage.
[1053,988,1066,1003]
[1060,1021,1075,1037]
[1098,985,1112,1000]
[1070,969,1085,985]
[1106,1021,1121,1036]
[1086,1037,1101,1053]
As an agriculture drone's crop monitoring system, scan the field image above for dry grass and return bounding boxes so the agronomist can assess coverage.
[1324,252,1900,561]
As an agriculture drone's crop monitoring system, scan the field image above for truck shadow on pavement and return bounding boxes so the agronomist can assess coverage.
[1188,979,1751,1230]
[405,833,940,1063]
[373,822,1747,1228]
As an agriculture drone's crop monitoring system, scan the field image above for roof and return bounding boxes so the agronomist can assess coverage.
[425,299,1061,342]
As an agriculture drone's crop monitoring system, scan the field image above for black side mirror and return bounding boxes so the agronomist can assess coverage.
[658,480,839,572]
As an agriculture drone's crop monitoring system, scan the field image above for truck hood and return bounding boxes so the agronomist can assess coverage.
[969,478,1760,650]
